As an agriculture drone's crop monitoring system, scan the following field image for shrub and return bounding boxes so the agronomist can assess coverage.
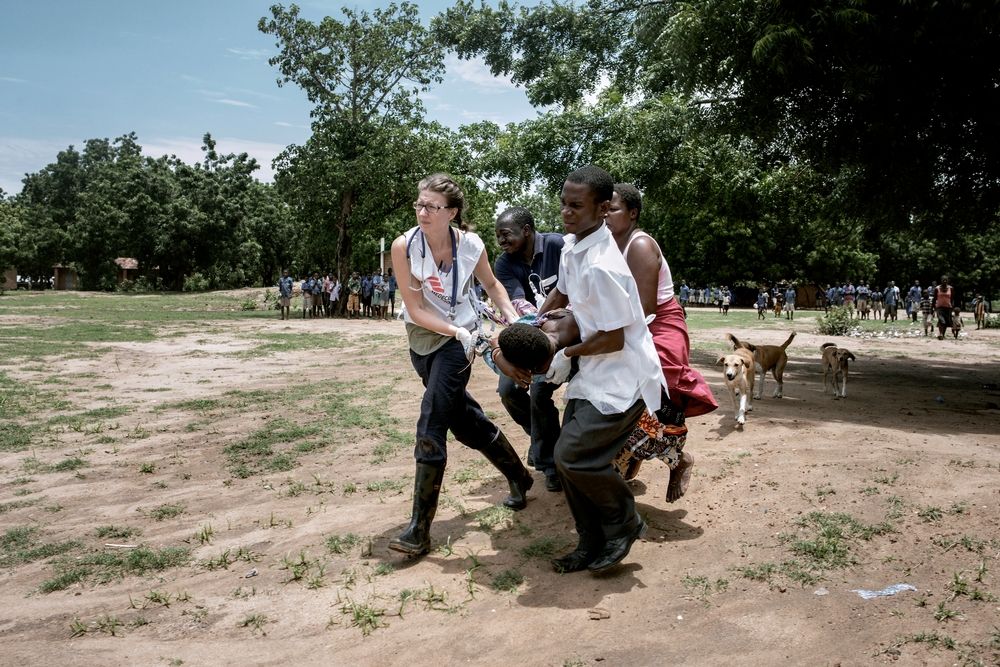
[817,306,855,336]
[183,273,211,292]
[240,299,258,311]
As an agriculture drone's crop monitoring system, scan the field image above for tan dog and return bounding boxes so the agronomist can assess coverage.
[727,331,796,399]
[820,342,856,398]
[717,348,755,425]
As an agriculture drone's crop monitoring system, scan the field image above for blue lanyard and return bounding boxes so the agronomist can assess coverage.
[407,227,459,320]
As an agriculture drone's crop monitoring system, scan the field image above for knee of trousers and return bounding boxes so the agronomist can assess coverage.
[413,437,447,466]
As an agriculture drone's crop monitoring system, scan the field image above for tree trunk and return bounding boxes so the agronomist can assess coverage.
[335,187,355,315]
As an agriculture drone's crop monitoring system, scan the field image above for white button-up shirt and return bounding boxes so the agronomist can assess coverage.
[557,223,666,415]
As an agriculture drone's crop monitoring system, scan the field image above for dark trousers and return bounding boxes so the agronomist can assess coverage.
[555,398,645,546]
[497,375,559,475]
[410,338,497,466]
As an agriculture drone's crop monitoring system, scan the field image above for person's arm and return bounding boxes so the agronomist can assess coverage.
[563,328,625,357]
[391,236,464,337]
[474,250,518,324]
[538,287,568,314]
[622,236,661,318]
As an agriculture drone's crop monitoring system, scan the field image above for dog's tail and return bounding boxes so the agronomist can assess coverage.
[780,331,797,349]
[820,342,836,352]
[726,333,742,350]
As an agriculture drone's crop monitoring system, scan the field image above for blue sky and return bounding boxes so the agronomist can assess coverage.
[0,0,539,194]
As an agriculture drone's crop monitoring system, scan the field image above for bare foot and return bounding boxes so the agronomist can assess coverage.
[666,451,694,503]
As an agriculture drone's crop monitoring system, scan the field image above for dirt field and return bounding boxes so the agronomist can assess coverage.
[1,297,998,666]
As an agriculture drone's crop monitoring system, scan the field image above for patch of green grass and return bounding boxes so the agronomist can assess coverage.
[0,526,81,567]
[49,456,88,472]
[326,533,361,555]
[520,537,562,558]
[95,525,141,540]
[41,546,191,592]
[365,479,404,494]
[0,498,39,514]
[237,613,269,635]
[238,332,348,357]
[476,505,515,532]
[787,512,892,570]
[223,418,321,478]
[0,421,34,451]
[490,568,524,592]
[147,503,185,521]
[736,562,777,582]
[917,506,943,522]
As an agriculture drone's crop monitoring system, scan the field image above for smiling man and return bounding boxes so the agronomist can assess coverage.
[537,165,665,574]
[493,207,565,491]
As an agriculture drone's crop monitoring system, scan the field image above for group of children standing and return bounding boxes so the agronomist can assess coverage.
[276,269,397,320]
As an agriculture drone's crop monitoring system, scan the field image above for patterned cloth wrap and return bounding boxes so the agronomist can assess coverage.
[613,411,688,481]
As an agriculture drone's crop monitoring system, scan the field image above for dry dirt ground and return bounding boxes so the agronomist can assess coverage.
[1,301,998,666]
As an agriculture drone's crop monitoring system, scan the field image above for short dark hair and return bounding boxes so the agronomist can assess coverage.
[613,183,642,222]
[497,206,535,230]
[566,165,614,203]
[498,324,552,371]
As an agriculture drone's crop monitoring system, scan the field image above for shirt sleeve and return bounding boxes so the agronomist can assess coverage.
[581,266,637,332]
[494,255,525,300]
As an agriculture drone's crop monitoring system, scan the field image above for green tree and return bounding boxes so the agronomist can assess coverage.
[260,2,450,295]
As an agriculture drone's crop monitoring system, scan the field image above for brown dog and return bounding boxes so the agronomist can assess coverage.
[717,348,755,425]
[727,331,796,399]
[820,342,856,398]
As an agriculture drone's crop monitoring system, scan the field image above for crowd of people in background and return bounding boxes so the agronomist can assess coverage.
[276,268,398,321]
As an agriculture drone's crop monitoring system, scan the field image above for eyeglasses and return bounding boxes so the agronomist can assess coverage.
[412,202,451,213]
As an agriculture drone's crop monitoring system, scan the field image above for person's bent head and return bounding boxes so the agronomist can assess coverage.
[498,324,554,373]
[417,173,467,230]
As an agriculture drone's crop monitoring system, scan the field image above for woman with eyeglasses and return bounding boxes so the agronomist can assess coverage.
[388,173,531,557]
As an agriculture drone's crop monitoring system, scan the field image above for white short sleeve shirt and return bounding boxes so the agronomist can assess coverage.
[556,224,666,415]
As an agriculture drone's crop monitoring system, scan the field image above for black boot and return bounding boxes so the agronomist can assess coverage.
[388,462,444,556]
[479,431,533,510]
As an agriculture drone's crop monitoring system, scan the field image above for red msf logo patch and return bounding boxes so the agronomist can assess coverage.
[426,276,444,294]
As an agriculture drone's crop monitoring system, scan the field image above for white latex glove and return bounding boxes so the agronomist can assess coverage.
[544,349,572,384]
[454,326,475,361]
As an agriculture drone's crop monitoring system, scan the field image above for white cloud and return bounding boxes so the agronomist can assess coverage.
[444,54,519,93]
[0,137,70,194]
[226,48,270,60]
[0,76,27,83]
[215,99,257,109]
[274,121,309,129]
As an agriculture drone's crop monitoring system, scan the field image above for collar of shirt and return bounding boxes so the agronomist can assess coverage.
[565,222,610,256]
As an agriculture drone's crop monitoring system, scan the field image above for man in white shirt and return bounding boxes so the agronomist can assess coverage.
[538,165,665,574]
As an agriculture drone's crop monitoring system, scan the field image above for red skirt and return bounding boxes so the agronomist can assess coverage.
[649,298,718,417]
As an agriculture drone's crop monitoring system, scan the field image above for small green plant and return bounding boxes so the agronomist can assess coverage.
[148,503,185,521]
[325,533,361,555]
[520,537,561,558]
[194,524,214,545]
[138,462,156,474]
[95,525,141,540]
[238,613,269,635]
[933,601,958,622]
[490,568,524,593]
[339,597,385,636]
[737,562,777,582]
[144,589,173,608]
[917,506,943,522]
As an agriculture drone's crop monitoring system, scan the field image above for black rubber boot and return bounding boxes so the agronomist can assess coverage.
[388,462,444,556]
[479,431,534,510]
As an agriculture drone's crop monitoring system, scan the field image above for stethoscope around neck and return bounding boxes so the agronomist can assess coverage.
[406,226,459,320]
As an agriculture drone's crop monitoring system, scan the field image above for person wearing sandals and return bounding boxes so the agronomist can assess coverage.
[388,173,529,557]
[605,183,718,504]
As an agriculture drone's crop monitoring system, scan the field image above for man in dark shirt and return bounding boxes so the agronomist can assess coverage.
[493,207,565,492]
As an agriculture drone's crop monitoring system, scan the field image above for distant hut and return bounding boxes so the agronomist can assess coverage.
[115,257,139,284]
[53,265,79,290]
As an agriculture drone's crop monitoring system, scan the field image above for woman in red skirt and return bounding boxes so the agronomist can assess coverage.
[606,183,718,501]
